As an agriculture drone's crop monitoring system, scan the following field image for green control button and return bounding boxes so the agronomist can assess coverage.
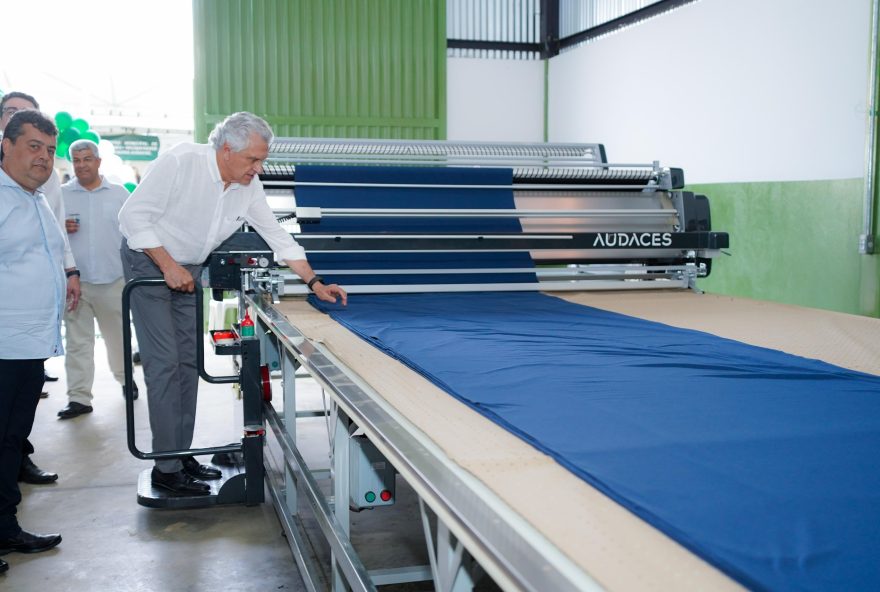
[364,491,376,503]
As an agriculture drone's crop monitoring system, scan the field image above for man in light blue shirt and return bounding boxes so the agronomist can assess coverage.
[0,109,64,569]
[57,139,138,420]
[1,90,73,486]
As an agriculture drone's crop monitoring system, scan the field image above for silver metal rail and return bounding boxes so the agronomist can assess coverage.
[279,278,690,295]
[263,161,661,182]
[298,207,676,218]
[263,180,662,191]
[300,265,690,277]
[263,137,678,185]
[269,137,605,161]
[863,0,879,254]
[263,403,376,592]
[242,263,697,299]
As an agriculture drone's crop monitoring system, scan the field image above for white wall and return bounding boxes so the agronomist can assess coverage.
[447,57,545,142]
[547,0,871,184]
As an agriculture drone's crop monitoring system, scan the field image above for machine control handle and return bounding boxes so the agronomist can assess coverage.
[122,278,242,460]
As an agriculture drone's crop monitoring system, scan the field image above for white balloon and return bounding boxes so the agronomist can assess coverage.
[102,153,136,185]
[98,139,116,157]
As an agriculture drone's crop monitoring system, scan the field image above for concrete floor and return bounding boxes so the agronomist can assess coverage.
[4,337,306,591]
[4,325,503,591]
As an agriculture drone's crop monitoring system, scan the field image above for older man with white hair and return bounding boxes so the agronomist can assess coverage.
[119,112,346,496]
[58,139,136,421]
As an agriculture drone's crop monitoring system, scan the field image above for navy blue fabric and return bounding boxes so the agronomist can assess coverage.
[309,291,880,591]
[295,166,536,285]
[302,252,536,286]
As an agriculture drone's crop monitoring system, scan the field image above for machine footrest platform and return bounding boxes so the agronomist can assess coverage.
[136,464,247,509]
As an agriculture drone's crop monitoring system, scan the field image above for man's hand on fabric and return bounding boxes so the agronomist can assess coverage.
[284,259,347,306]
[314,282,347,306]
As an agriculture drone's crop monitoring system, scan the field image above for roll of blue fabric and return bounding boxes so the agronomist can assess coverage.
[295,165,536,286]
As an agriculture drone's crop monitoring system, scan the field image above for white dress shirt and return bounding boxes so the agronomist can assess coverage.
[118,142,305,265]
[40,170,77,270]
[62,176,128,284]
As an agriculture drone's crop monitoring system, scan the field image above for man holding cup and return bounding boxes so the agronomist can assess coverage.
[57,140,136,420]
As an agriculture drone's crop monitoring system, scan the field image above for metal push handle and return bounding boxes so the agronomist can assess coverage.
[122,277,241,460]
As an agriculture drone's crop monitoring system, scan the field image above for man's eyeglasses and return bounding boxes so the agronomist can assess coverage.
[1,107,21,117]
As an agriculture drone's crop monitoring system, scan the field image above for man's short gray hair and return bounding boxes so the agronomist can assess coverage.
[208,112,274,152]
[69,139,100,159]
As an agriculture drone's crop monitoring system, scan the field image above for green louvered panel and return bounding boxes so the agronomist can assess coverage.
[193,0,446,141]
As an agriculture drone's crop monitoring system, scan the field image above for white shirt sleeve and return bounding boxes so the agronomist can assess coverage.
[245,195,306,261]
[42,172,76,269]
[118,151,180,250]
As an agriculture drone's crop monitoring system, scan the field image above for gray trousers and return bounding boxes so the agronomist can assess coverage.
[121,241,201,473]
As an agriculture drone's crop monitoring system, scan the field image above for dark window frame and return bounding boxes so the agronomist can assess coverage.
[447,0,699,59]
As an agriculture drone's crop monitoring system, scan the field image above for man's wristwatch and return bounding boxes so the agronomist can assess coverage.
[307,275,324,291]
[66,269,81,278]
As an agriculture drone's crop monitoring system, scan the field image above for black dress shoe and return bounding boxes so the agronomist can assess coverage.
[44,371,59,382]
[122,382,139,400]
[0,557,7,573]
[18,456,58,484]
[57,402,93,420]
[0,530,62,555]
[212,446,245,467]
[182,456,222,480]
[151,468,210,495]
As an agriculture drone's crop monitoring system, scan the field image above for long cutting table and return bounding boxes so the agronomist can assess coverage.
[265,289,878,592]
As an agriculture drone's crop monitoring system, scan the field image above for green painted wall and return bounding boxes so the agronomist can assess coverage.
[692,179,880,317]
[193,0,446,141]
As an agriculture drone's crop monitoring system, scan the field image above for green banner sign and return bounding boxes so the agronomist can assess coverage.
[103,134,160,161]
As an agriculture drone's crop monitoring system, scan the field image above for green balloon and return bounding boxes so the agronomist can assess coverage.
[124,182,137,193]
[60,127,81,145]
[55,141,70,160]
[81,130,100,144]
[71,118,89,134]
[54,111,73,131]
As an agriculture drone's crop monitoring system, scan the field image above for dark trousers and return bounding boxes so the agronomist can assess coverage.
[0,359,44,538]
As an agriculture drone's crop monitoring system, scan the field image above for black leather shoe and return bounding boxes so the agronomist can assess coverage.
[0,530,62,555]
[182,456,222,480]
[18,456,58,484]
[212,446,244,467]
[122,382,139,400]
[0,557,7,572]
[151,468,211,495]
[57,402,93,420]
[44,371,59,382]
